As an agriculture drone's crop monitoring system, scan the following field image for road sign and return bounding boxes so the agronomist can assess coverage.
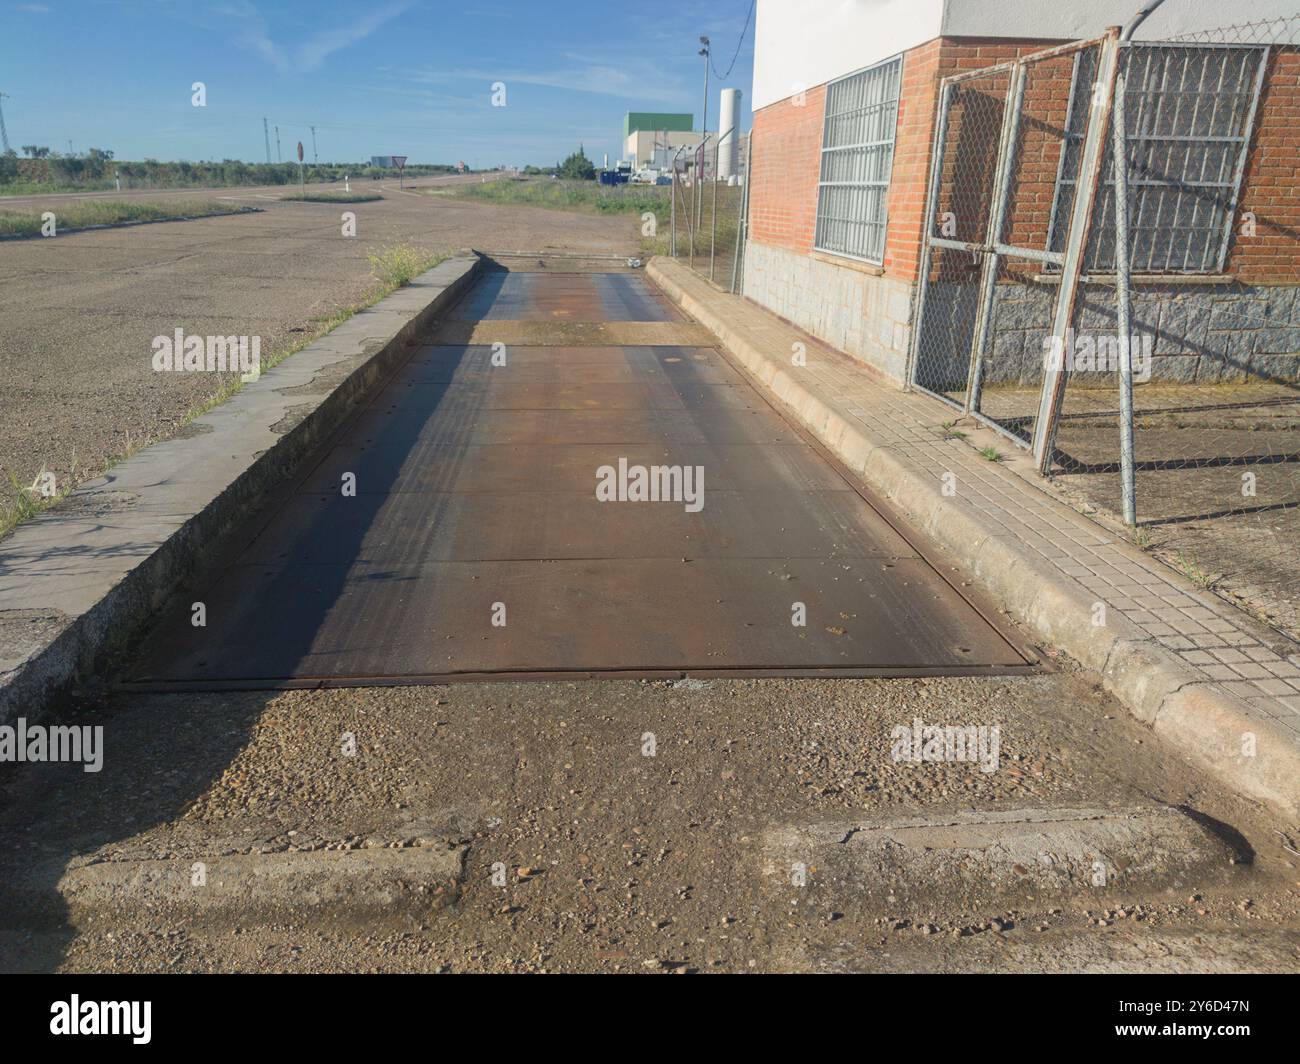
[392,155,407,169]
[297,141,304,162]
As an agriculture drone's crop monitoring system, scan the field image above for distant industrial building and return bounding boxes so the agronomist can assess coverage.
[620,103,750,178]
[623,112,702,169]
[623,112,693,139]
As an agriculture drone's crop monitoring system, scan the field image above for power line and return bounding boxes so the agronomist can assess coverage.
[710,0,756,81]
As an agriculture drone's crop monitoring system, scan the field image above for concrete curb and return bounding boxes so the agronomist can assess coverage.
[5,845,466,929]
[0,252,480,723]
[648,256,1300,819]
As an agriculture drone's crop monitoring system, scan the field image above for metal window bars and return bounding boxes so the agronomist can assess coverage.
[814,56,903,264]
[1049,43,1268,275]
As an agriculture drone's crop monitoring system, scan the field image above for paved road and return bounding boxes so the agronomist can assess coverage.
[125,265,1032,686]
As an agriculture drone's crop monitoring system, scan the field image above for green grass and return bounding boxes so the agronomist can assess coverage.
[0,179,119,196]
[281,190,383,203]
[1173,551,1222,591]
[0,200,254,238]
[446,176,671,216]
[978,446,1005,462]
[0,246,449,541]
[444,176,746,263]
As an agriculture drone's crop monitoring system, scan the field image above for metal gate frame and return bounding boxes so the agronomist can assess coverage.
[906,29,1122,470]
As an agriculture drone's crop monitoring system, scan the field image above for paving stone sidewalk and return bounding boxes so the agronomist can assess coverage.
[649,257,1300,818]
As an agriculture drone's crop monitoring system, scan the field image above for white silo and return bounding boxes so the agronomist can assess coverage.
[718,88,742,181]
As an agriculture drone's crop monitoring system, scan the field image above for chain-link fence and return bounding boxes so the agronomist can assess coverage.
[907,10,1300,639]
[1050,14,1300,639]
[911,38,1115,449]
[666,130,751,292]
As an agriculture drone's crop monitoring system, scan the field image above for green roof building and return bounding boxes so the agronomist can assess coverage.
[623,112,694,139]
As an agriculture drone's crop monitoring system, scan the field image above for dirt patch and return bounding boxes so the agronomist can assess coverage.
[0,187,636,529]
[2,665,1297,972]
[982,381,1300,640]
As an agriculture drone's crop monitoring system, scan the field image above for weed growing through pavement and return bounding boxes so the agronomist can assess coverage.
[0,458,78,539]
[1173,551,1222,591]
[978,446,1004,462]
[367,243,437,288]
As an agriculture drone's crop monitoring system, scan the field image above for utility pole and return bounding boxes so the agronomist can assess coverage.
[275,125,282,163]
[0,92,11,154]
[263,117,271,164]
[697,36,710,230]
[310,125,318,165]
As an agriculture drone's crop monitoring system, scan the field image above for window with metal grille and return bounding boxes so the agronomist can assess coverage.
[1049,43,1267,274]
[814,56,902,264]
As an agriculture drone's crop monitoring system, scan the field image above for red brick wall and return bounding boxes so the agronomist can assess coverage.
[1233,48,1300,282]
[882,40,943,280]
[748,84,825,253]
[747,38,1299,286]
[747,39,1061,283]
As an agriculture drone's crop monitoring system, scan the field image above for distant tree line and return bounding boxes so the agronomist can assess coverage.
[0,151,464,189]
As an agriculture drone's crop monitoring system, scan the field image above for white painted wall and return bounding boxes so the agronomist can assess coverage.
[753,0,1299,110]
[752,0,945,111]
[942,0,1300,40]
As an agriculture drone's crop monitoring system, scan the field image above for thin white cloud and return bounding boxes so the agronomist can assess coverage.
[405,62,692,108]
[227,1,412,74]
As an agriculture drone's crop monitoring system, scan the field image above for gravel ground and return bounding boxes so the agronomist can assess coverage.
[0,176,634,518]
[1,658,1297,973]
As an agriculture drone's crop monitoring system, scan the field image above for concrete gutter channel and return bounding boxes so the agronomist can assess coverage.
[647,256,1300,821]
[0,251,481,724]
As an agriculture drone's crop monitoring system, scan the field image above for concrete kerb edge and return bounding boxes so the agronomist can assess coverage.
[0,251,481,724]
[647,256,1300,819]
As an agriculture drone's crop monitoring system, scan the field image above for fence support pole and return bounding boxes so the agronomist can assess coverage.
[710,139,719,282]
[905,80,955,393]
[731,136,752,294]
[670,145,687,259]
[1032,28,1122,474]
[1113,45,1137,526]
[1110,0,1166,523]
[966,63,1026,416]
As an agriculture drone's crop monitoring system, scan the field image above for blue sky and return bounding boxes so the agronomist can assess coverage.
[0,0,755,168]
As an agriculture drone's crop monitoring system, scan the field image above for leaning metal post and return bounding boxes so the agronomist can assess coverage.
[1032,27,1123,473]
